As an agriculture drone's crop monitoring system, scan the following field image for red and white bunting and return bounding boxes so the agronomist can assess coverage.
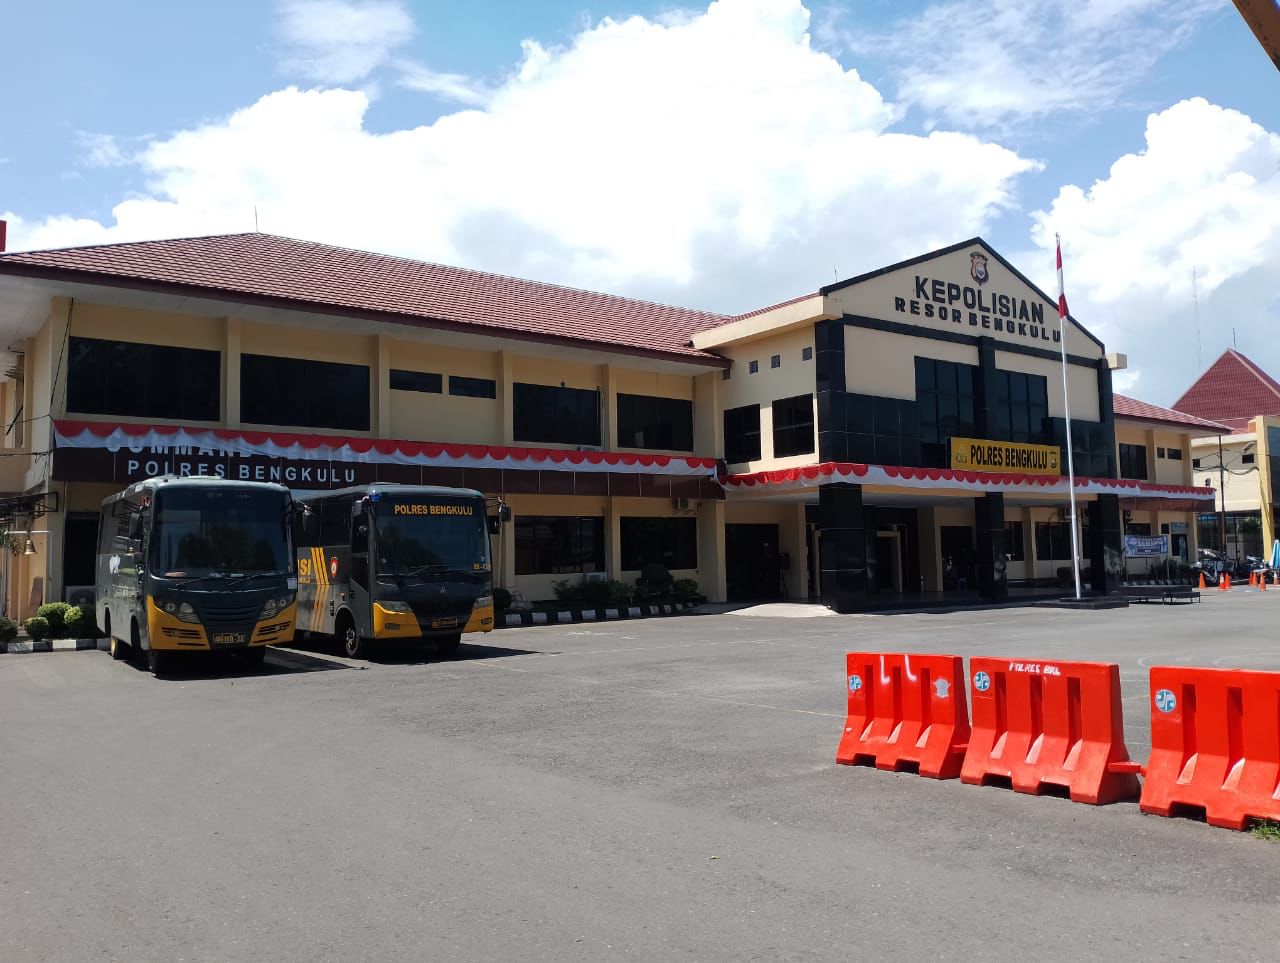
[53,420,720,477]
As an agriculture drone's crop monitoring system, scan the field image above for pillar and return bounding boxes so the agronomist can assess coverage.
[1089,494,1124,594]
[974,492,1008,600]
[819,482,867,613]
[697,499,726,602]
[225,317,242,427]
[604,498,622,581]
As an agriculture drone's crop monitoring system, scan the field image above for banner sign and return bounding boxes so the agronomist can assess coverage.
[1124,535,1168,557]
[949,437,1061,475]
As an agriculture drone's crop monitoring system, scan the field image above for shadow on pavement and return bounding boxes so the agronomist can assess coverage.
[280,633,542,666]
[134,647,350,681]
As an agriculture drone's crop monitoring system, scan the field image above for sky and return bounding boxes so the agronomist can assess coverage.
[1,0,1278,407]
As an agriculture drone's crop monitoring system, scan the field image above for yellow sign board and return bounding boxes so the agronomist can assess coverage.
[949,438,1061,475]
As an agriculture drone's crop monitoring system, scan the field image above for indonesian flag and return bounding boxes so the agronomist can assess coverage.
[1056,234,1069,322]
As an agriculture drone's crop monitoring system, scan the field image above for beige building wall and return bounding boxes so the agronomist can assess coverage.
[717,326,817,473]
[1190,434,1259,513]
[845,329,979,400]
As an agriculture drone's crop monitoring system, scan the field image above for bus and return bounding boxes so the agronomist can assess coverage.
[294,484,495,659]
[96,477,297,674]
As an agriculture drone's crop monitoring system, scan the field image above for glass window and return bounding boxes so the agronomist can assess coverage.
[616,394,693,451]
[374,498,489,577]
[1034,521,1075,560]
[514,516,605,575]
[1118,443,1148,480]
[772,394,815,458]
[620,517,698,570]
[914,357,978,455]
[390,369,442,393]
[513,383,600,446]
[1005,521,1025,561]
[724,404,761,463]
[1166,448,1184,461]
[449,376,497,399]
[67,336,220,421]
[1242,452,1256,465]
[241,354,369,430]
[748,360,759,374]
[150,486,293,577]
[770,355,781,369]
[802,347,813,361]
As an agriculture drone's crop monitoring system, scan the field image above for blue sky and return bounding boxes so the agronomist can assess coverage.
[2,0,1279,404]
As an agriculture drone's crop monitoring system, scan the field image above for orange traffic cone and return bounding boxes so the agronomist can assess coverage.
[1198,571,1207,590]
[1219,573,1228,591]
[1226,573,1233,590]
[1249,571,1257,588]
[1261,575,1267,592]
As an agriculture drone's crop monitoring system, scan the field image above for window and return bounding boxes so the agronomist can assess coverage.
[724,404,761,463]
[1166,448,1184,461]
[802,346,813,361]
[772,394,814,458]
[514,516,605,575]
[390,369,442,393]
[1118,442,1148,480]
[620,517,698,570]
[449,376,497,399]
[721,367,731,381]
[67,336,220,421]
[748,360,759,374]
[241,354,369,430]
[1242,452,1256,465]
[1005,521,1025,561]
[770,355,781,369]
[990,369,1049,444]
[915,357,977,466]
[1192,457,1202,468]
[1034,521,1075,560]
[616,394,693,451]
[513,383,600,446]
[1125,521,1152,536]
[1156,447,1166,458]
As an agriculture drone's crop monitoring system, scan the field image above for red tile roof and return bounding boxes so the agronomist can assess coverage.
[1112,394,1229,433]
[0,233,731,365]
[1172,349,1280,424]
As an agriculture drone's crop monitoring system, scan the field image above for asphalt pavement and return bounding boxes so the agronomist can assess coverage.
[3,593,1279,961]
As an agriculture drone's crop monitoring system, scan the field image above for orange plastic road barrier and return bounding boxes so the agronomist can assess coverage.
[836,652,970,779]
[1140,667,1280,830]
[1199,571,1207,590]
[960,657,1141,804]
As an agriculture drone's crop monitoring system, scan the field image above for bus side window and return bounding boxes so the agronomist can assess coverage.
[320,500,350,548]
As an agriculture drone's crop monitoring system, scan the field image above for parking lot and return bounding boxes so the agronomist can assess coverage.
[3,595,1279,961]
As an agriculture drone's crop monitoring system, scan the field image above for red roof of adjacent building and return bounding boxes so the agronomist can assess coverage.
[0,232,732,365]
[1171,349,1280,426]
[1112,394,1228,433]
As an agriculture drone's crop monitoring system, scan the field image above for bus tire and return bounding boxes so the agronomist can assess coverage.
[130,621,147,668]
[437,633,462,657]
[337,614,368,660]
[147,648,165,675]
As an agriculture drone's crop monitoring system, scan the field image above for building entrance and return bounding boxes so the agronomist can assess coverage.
[726,523,783,601]
[940,525,974,592]
[62,513,99,605]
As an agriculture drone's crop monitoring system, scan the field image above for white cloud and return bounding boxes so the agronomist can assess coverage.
[76,132,129,168]
[1028,98,1280,404]
[276,0,414,84]
[7,0,1036,314]
[849,0,1224,131]
[395,61,490,106]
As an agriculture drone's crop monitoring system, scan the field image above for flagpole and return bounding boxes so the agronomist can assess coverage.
[1057,234,1083,600]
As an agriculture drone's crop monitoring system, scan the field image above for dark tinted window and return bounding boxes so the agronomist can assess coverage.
[620,517,697,570]
[991,369,1049,444]
[241,355,369,430]
[514,516,604,574]
[915,357,978,467]
[772,395,814,458]
[390,369,442,393]
[513,383,600,446]
[1119,443,1148,480]
[1034,521,1074,560]
[616,394,693,451]
[67,337,220,421]
[724,404,761,463]
[450,376,497,399]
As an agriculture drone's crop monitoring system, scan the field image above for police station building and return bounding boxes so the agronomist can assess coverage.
[0,232,1213,617]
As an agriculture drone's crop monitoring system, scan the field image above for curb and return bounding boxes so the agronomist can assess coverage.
[1,638,110,654]
[498,600,700,628]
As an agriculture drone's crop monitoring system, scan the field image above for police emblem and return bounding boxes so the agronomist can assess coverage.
[970,252,989,286]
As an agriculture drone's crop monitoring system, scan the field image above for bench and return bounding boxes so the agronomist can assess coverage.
[1121,585,1200,605]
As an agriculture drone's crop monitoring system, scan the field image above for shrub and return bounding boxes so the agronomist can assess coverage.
[36,602,80,638]
[0,617,18,643]
[493,588,512,613]
[23,616,50,641]
[552,580,582,605]
[606,580,633,605]
[672,578,700,601]
[70,604,102,639]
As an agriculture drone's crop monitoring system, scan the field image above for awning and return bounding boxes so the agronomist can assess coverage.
[53,420,720,478]
[724,461,1215,501]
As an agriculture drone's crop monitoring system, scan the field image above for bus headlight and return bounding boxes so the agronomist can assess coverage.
[259,595,295,621]
[162,600,201,624]
[377,600,413,613]
[473,595,492,609]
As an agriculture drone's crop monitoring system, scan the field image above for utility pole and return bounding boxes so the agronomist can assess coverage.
[1218,435,1228,556]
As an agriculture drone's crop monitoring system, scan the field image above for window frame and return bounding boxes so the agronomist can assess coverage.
[771,394,815,459]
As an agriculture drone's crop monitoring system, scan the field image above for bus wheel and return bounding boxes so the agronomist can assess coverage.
[338,615,368,659]
[437,633,462,657]
[130,622,147,668]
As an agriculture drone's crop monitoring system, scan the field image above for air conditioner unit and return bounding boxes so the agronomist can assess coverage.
[584,572,608,583]
[672,497,692,511]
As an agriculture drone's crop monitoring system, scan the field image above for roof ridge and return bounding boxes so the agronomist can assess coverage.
[1226,348,1280,398]
[0,230,265,258]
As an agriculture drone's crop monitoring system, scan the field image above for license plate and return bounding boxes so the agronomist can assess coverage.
[430,618,459,629]
[212,632,246,645]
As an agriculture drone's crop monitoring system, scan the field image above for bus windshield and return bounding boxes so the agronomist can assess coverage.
[374,500,489,578]
[150,487,293,578]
